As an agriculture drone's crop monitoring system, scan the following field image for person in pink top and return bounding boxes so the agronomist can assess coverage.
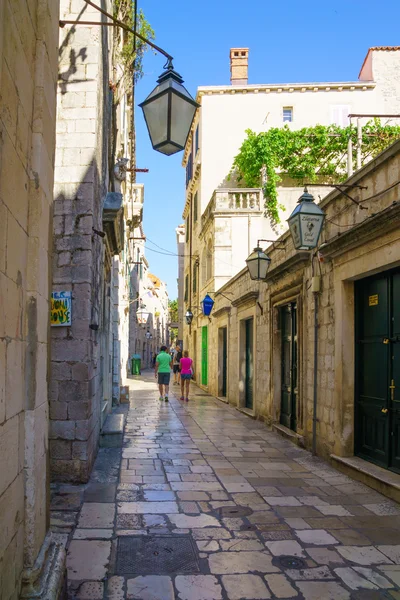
[179,350,193,402]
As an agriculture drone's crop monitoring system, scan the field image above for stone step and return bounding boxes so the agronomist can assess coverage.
[272,423,305,448]
[100,413,125,448]
[331,454,400,503]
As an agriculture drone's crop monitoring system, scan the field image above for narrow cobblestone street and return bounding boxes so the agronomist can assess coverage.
[51,373,400,600]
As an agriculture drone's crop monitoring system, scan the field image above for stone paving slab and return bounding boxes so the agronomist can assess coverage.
[55,373,400,599]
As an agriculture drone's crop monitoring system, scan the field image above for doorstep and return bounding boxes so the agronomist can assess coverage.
[100,413,125,448]
[237,406,256,419]
[331,454,400,503]
[216,395,229,404]
[272,423,305,447]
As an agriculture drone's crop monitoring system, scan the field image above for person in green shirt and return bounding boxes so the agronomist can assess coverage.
[155,346,172,402]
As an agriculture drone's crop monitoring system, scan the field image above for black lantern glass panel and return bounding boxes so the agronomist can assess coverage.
[139,63,200,156]
[246,247,271,281]
[288,189,325,250]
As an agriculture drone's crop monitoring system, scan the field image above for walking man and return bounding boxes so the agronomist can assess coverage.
[172,345,182,386]
[155,345,172,402]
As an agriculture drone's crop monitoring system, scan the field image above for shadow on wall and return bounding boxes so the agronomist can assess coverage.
[50,158,110,483]
[58,3,89,95]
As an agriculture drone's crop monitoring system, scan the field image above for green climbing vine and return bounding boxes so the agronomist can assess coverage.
[231,121,400,225]
[114,0,155,86]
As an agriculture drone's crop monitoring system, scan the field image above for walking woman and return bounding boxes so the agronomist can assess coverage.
[179,350,193,402]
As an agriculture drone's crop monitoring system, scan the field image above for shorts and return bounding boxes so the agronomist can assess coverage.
[158,372,170,385]
[181,373,192,381]
[173,365,180,374]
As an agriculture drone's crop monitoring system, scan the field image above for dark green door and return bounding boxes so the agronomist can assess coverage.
[245,319,254,409]
[391,272,400,471]
[221,328,227,397]
[201,326,208,386]
[280,303,298,431]
[355,270,400,472]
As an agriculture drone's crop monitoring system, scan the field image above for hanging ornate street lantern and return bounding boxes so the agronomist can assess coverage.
[185,310,194,325]
[246,247,271,281]
[136,308,150,327]
[200,294,214,317]
[139,60,200,156]
[288,188,325,250]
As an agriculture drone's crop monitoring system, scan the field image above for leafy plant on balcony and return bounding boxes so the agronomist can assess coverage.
[232,121,400,225]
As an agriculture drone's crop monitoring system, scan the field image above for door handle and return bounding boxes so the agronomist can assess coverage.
[390,379,395,402]
[383,337,399,344]
[381,407,388,414]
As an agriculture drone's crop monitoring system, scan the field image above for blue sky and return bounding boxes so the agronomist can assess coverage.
[135,0,400,299]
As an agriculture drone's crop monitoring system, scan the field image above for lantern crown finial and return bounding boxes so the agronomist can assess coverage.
[298,187,315,204]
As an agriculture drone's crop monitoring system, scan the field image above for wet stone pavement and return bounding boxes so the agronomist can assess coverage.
[51,372,400,600]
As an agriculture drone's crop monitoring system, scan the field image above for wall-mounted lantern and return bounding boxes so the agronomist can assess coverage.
[139,61,200,156]
[200,294,215,317]
[61,4,198,157]
[185,310,194,325]
[246,247,271,281]
[136,309,150,327]
[288,188,325,250]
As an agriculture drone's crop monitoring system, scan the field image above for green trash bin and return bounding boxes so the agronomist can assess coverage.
[131,354,141,375]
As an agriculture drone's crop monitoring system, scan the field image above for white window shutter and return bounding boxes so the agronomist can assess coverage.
[330,105,350,127]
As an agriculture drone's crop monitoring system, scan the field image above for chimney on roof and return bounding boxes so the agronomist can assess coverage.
[230,48,249,86]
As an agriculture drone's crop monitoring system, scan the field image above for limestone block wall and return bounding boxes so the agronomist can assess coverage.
[189,140,400,462]
[50,0,113,482]
[0,0,60,596]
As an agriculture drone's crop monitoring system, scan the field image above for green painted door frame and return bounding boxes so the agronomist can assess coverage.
[201,326,208,386]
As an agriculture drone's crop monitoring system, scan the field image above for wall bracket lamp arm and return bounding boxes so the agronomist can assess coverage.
[257,239,285,250]
[61,0,174,63]
[304,182,368,210]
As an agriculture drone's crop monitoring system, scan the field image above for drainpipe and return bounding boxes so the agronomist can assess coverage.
[312,275,320,456]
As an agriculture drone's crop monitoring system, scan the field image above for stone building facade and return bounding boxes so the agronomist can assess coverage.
[128,231,170,370]
[191,139,400,494]
[0,0,66,597]
[181,47,400,349]
[51,0,115,483]
[50,0,143,482]
[176,224,185,346]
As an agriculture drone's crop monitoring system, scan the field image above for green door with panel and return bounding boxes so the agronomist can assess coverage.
[245,319,254,409]
[355,269,400,473]
[280,303,298,432]
[201,326,208,386]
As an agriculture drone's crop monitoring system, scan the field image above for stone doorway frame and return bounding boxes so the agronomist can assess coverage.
[331,245,400,459]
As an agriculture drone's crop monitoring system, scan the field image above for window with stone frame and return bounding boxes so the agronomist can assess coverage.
[195,125,199,155]
[193,191,198,223]
[193,263,197,294]
[283,107,293,122]
[206,241,213,282]
[184,274,189,302]
[201,247,207,286]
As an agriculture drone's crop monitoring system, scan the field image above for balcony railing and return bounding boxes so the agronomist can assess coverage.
[202,188,262,227]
